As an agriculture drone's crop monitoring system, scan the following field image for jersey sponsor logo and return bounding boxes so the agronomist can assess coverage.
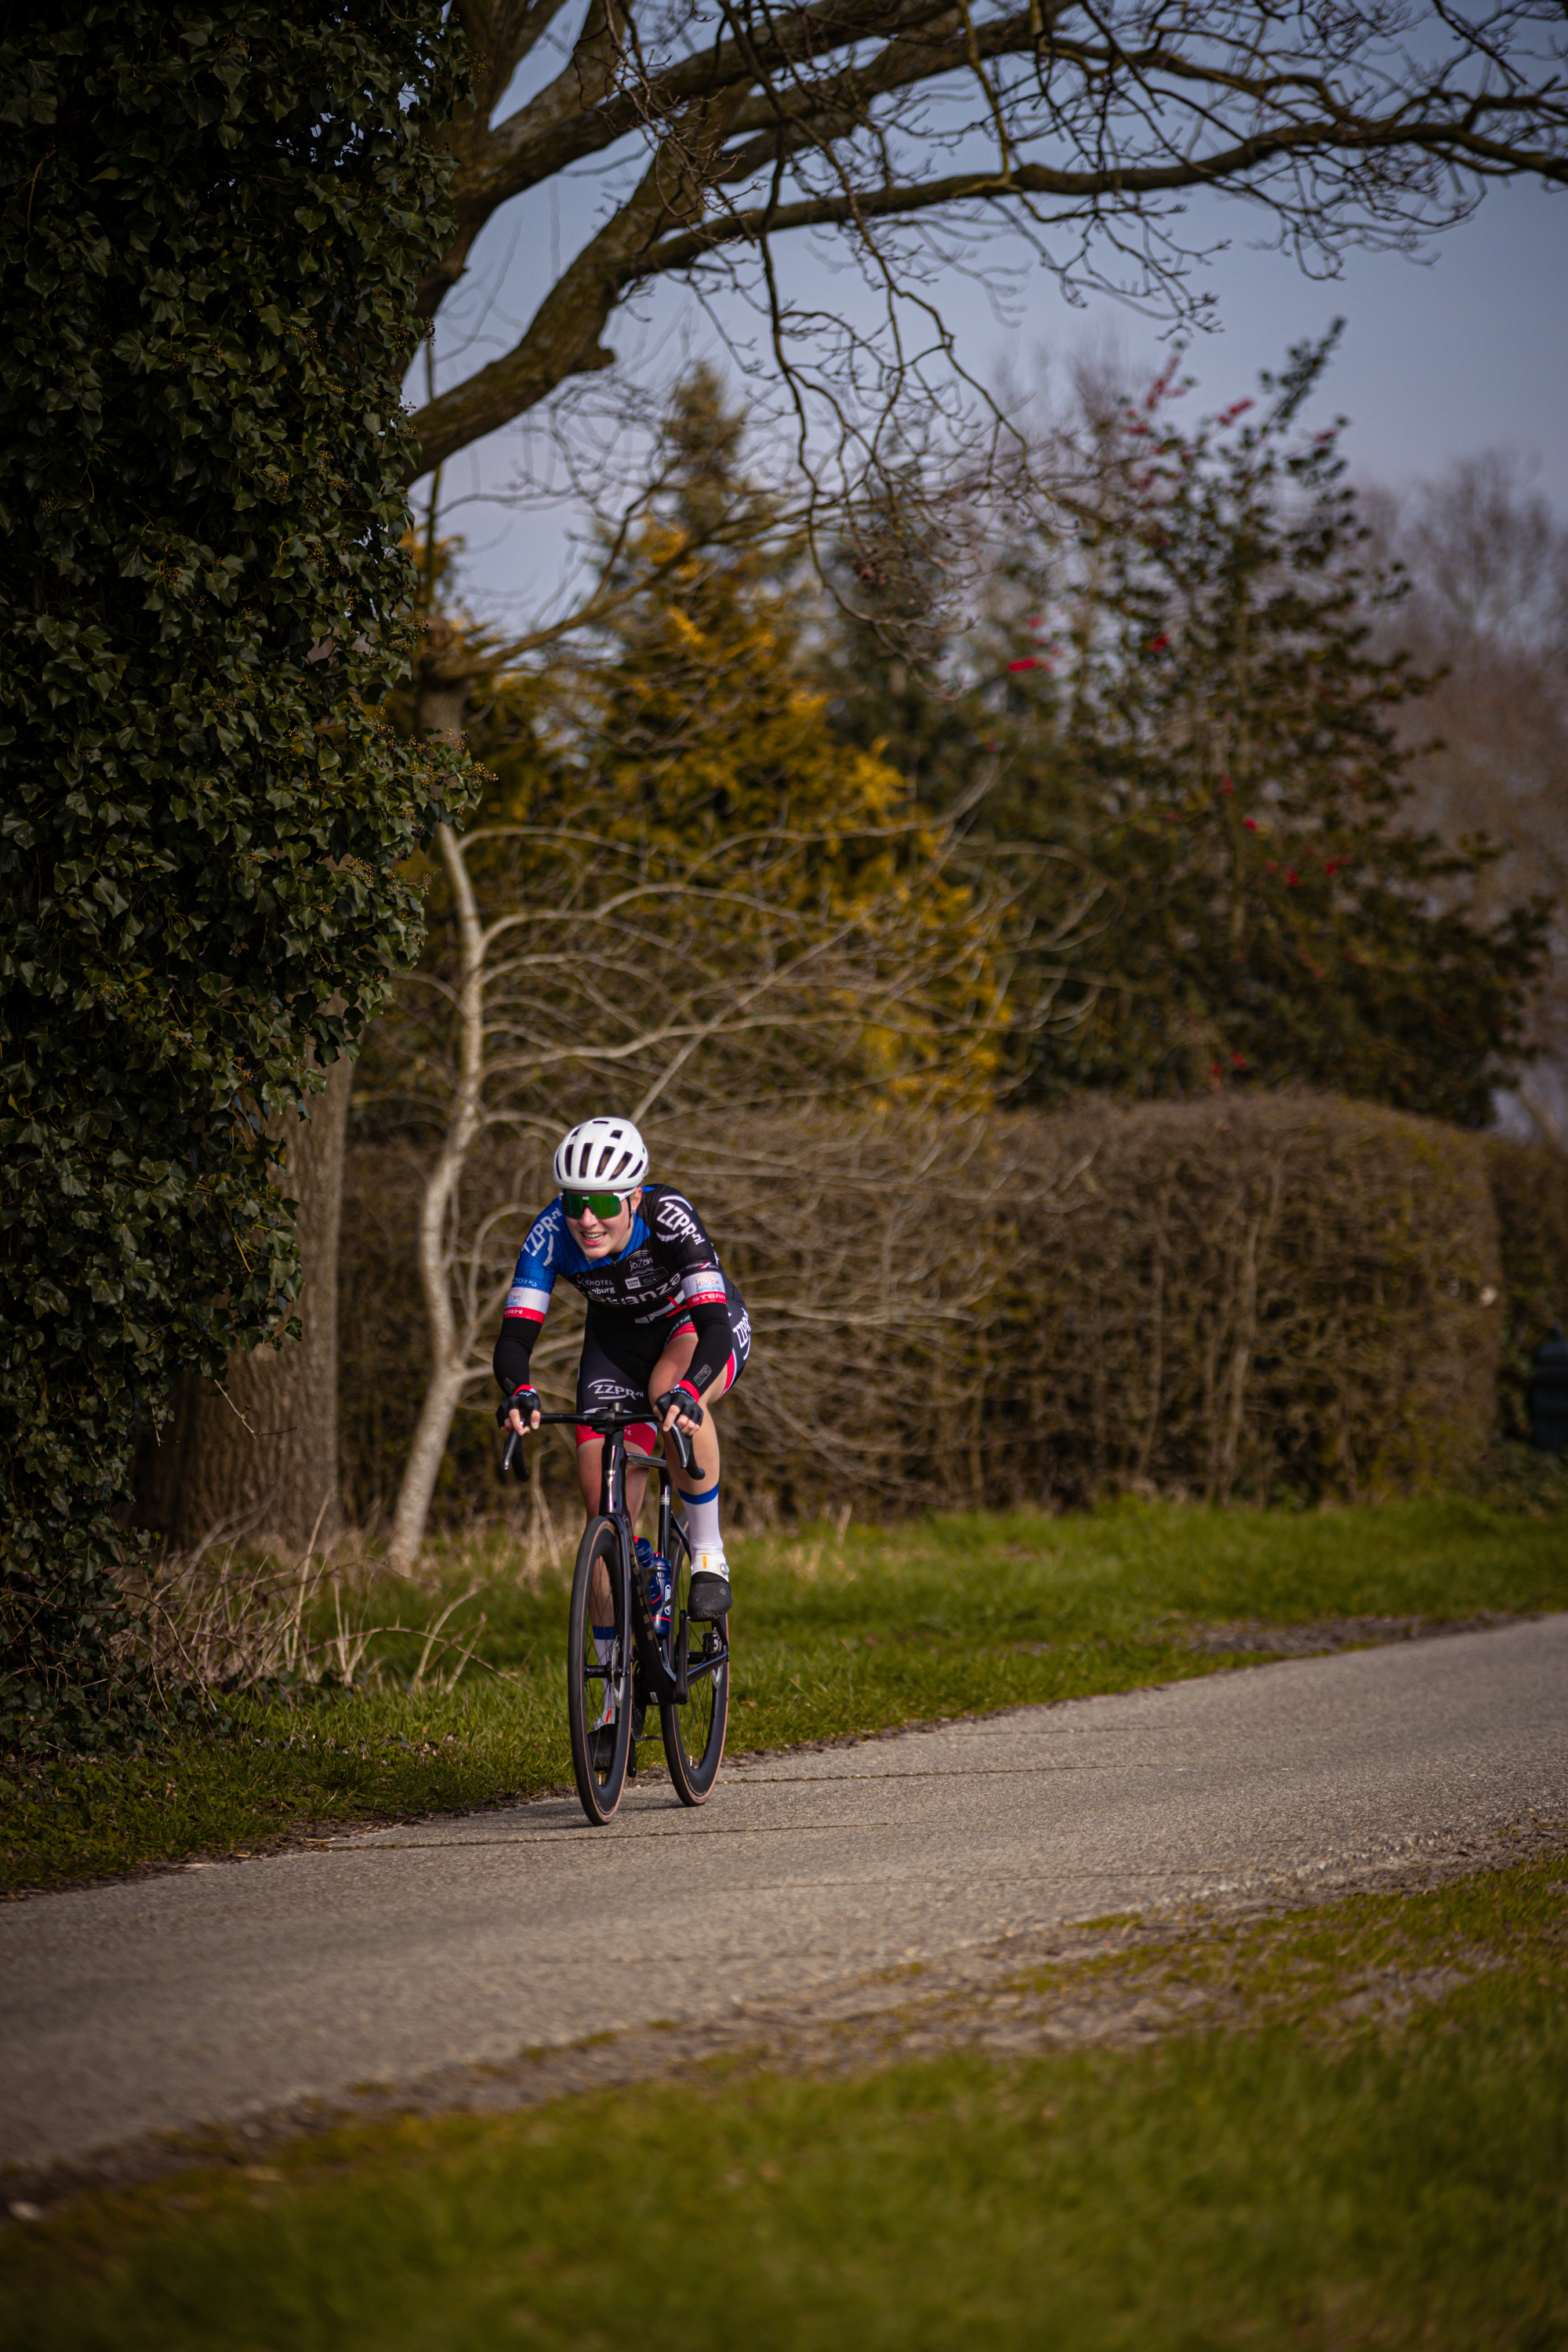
[655,1196,706,1249]
[515,1203,563,1286]
[583,1264,681,1304]
[503,1283,550,1319]
[586,1374,642,1405]
[733,1306,751,1351]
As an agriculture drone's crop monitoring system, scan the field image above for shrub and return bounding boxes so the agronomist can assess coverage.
[989,1096,1499,1508]
[338,1094,1504,1528]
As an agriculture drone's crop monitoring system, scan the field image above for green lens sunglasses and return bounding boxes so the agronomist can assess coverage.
[562,1189,629,1220]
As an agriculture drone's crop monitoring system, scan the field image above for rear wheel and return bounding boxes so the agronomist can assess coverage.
[567,1515,633,1824]
[659,1521,728,1805]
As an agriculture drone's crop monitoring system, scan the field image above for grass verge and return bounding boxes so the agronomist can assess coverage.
[5,1493,1566,1894]
[3,1848,1565,2349]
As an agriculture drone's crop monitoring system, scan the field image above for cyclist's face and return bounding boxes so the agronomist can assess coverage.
[566,1186,641,1258]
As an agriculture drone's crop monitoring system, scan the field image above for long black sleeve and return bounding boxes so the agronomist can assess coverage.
[494,1318,538,1399]
[684,1294,735,1398]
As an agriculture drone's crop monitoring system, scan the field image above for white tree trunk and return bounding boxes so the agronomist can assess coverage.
[385,1349,476,1573]
[386,815,488,1572]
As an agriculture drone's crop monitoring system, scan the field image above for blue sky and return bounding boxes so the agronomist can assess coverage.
[416,169,1566,622]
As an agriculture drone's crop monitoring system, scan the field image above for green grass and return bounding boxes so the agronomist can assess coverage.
[5,1494,1566,1894]
[3,1853,1565,2350]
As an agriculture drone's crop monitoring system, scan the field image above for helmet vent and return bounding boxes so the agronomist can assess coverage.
[554,1115,649,1197]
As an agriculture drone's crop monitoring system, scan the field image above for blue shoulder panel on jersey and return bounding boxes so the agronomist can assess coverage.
[513,1198,566,1287]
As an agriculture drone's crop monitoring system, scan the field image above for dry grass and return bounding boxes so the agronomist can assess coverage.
[122,1541,511,1702]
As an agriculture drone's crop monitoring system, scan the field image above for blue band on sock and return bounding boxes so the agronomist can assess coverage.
[680,1479,720,1507]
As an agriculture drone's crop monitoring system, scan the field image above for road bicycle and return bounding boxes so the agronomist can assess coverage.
[503,1407,730,1825]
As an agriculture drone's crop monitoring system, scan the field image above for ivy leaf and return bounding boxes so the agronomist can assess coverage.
[0,1,473,1751]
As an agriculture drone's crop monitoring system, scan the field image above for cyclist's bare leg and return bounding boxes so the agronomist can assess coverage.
[648,1331,734,1596]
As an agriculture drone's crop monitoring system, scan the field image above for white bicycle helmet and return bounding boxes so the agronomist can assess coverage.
[553,1115,649,1192]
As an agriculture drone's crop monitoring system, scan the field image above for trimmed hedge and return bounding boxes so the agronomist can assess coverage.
[334,1094,1558,1533]
[983,1098,1500,1509]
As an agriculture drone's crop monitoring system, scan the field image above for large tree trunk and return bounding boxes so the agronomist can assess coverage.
[139,623,477,1562]
[136,1052,353,1556]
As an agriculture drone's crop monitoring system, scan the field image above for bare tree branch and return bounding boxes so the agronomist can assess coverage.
[381,798,1020,1564]
[407,0,1568,481]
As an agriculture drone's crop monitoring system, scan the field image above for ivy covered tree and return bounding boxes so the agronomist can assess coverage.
[828,338,1550,1123]
[0,4,468,1746]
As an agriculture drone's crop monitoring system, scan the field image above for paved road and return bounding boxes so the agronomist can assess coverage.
[3,1617,1566,2172]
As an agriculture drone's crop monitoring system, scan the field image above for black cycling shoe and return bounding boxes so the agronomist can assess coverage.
[687,1569,731,1621]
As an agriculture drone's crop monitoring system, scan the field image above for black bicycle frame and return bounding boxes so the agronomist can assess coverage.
[508,1408,728,1711]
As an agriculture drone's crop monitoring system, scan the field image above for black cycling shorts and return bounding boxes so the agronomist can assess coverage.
[574,1294,751,1446]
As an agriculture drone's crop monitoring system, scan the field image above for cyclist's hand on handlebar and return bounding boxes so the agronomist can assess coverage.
[499,1384,543,1435]
[654,1381,704,1436]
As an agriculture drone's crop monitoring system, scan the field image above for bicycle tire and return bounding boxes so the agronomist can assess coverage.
[659,1518,728,1805]
[567,1515,633,1825]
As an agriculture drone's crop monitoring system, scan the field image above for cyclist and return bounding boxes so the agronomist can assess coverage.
[495,1115,750,1628]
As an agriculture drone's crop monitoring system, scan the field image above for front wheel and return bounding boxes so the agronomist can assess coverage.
[567,1515,633,1825]
[659,1523,729,1806]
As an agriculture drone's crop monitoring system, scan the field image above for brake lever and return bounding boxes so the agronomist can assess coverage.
[501,1428,526,1482]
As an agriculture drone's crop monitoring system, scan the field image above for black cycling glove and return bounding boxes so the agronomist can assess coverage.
[654,1381,704,1428]
[497,1385,542,1426]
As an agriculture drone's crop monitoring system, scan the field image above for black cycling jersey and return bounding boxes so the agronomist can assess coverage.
[493,1182,739,1404]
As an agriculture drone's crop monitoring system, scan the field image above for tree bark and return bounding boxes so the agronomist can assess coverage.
[135,1052,354,1556]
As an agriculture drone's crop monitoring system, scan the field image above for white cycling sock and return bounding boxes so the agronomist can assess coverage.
[681,1475,723,1556]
